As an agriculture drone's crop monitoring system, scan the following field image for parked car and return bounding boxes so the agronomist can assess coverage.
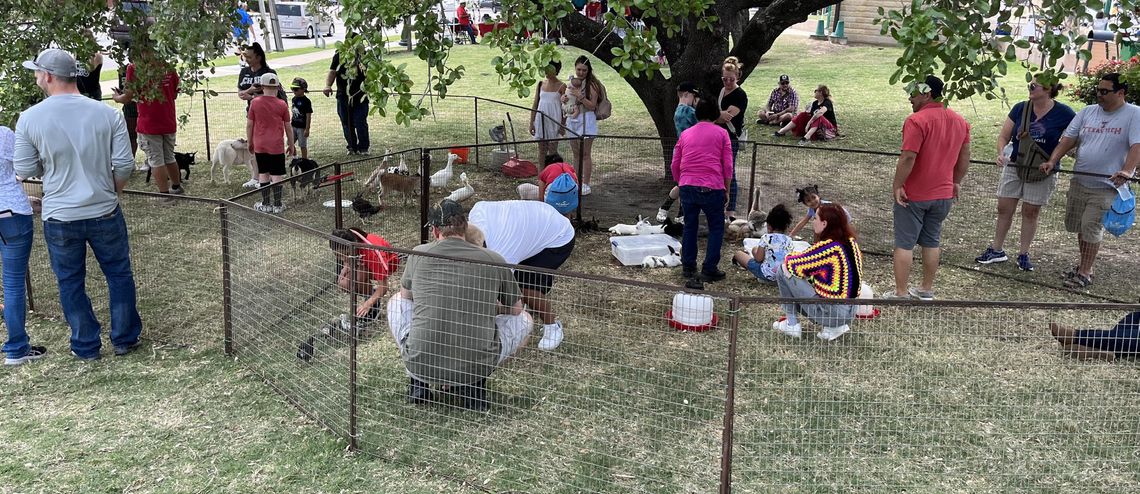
[249,1,333,38]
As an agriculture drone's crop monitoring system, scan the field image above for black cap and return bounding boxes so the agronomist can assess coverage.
[924,75,944,99]
[778,74,790,83]
[427,199,466,227]
[677,82,700,97]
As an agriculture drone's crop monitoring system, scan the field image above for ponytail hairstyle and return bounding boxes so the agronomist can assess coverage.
[795,185,820,205]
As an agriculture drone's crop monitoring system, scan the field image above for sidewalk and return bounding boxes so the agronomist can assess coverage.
[99,49,340,95]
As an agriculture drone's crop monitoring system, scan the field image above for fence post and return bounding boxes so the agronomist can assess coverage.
[575,137,584,223]
[220,203,234,356]
[747,142,758,211]
[718,296,741,494]
[474,98,481,166]
[202,90,212,163]
[334,161,344,230]
[420,149,431,244]
[347,254,360,451]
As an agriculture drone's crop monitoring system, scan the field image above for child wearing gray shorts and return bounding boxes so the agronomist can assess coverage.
[290,78,313,159]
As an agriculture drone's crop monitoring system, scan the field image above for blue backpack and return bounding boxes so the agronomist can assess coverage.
[1104,185,1135,238]
[545,172,579,214]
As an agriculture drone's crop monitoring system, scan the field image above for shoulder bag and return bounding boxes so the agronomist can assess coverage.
[594,82,612,121]
[1014,102,1052,183]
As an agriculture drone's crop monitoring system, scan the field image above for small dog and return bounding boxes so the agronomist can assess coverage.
[290,157,320,190]
[210,139,253,184]
[145,151,195,183]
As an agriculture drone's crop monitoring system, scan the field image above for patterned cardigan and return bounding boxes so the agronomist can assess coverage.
[783,238,863,299]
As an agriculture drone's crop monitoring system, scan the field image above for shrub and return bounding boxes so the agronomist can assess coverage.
[1070,57,1140,105]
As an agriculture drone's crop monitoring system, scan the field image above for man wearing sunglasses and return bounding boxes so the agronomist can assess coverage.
[757,74,798,126]
[1040,73,1140,289]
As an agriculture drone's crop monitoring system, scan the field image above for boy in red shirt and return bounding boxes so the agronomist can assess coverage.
[246,73,295,213]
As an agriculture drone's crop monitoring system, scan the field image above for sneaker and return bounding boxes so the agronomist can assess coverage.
[457,378,489,411]
[684,277,705,290]
[656,208,669,223]
[700,269,727,282]
[772,319,802,338]
[538,321,564,351]
[907,287,935,301]
[253,201,272,213]
[71,350,100,361]
[157,193,176,205]
[169,186,186,195]
[241,179,260,189]
[113,341,143,356]
[797,138,809,146]
[358,149,370,156]
[581,183,592,196]
[407,377,435,404]
[1017,253,1035,272]
[817,324,850,342]
[880,291,914,300]
[975,247,1008,264]
[4,345,47,366]
[271,204,287,214]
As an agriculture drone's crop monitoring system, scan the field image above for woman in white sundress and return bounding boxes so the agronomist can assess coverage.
[530,60,567,169]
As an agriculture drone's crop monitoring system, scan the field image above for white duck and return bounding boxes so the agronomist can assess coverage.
[430,153,457,188]
[445,172,475,202]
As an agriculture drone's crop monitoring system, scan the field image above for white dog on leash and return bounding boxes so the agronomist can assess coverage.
[210,138,253,184]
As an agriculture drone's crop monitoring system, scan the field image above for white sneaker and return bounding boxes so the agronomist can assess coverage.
[817,324,850,342]
[772,319,802,338]
[581,184,592,196]
[271,204,287,214]
[253,201,271,213]
[656,208,669,222]
[538,321,564,351]
[242,179,260,189]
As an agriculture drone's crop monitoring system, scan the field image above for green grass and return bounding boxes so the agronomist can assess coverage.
[8,34,1140,493]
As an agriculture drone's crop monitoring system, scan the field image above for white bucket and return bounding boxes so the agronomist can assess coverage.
[672,292,714,327]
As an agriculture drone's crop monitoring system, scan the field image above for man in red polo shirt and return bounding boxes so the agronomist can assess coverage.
[888,75,971,301]
[456,1,478,44]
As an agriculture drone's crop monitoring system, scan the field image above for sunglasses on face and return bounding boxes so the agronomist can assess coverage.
[779,81,789,85]
[1027,83,1041,91]
[1096,87,1121,95]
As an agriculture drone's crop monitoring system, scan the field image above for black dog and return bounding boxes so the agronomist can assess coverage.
[290,157,320,190]
[145,151,195,183]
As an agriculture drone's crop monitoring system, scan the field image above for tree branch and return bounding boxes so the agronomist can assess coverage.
[731,0,840,82]
[561,10,624,67]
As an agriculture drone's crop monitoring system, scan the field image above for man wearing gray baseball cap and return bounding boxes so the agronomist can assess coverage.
[14,47,143,361]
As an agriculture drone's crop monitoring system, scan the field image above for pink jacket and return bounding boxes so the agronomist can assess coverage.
[670,121,734,190]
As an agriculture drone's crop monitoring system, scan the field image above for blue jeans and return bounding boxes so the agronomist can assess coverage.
[43,206,142,358]
[336,95,370,152]
[1074,311,1140,357]
[1,214,34,359]
[728,138,740,213]
[679,185,726,273]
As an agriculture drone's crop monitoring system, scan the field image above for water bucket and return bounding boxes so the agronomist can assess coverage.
[667,292,718,332]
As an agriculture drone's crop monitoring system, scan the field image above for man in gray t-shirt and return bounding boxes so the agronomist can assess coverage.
[387,199,530,411]
[13,48,143,360]
[1042,72,1140,289]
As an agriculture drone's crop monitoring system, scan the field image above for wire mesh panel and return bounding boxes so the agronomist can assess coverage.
[732,297,1140,492]
[224,203,351,438]
[23,191,223,348]
[748,143,1139,302]
[577,136,678,225]
[349,243,732,492]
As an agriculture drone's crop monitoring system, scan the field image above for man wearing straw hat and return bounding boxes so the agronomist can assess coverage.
[14,48,143,360]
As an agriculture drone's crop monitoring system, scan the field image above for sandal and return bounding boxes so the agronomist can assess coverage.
[1063,273,1093,289]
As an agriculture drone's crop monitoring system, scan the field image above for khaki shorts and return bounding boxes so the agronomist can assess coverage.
[1064,179,1116,243]
[139,133,176,168]
[996,165,1058,206]
[386,293,533,374]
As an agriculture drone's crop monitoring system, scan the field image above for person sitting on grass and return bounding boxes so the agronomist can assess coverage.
[330,227,399,322]
[1050,312,1140,362]
[386,199,532,411]
[773,84,838,146]
[732,204,794,283]
[773,203,862,342]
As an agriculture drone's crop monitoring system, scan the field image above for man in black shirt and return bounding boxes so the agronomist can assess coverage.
[323,49,370,155]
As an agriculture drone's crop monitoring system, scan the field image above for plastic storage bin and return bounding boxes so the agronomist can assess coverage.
[610,234,682,266]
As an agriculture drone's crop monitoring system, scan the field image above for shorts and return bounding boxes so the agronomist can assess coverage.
[996,165,1058,206]
[139,133,176,168]
[292,126,308,148]
[386,293,533,371]
[255,152,287,176]
[1064,178,1116,243]
[893,198,953,249]
[746,259,777,283]
[515,236,575,294]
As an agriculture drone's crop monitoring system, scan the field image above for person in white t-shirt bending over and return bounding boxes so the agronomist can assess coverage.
[1041,73,1140,289]
[466,200,576,351]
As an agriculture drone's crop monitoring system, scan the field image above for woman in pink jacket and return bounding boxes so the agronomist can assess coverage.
[670,99,734,286]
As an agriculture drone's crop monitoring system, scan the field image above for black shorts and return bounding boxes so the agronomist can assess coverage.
[255,152,287,176]
[514,236,575,294]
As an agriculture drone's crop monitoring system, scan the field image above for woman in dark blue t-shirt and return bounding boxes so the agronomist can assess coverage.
[976,80,1076,271]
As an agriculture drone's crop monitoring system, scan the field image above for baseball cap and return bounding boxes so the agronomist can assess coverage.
[427,199,466,227]
[290,77,308,91]
[924,75,944,99]
[259,73,280,87]
[778,74,790,84]
[676,82,700,97]
[22,49,80,78]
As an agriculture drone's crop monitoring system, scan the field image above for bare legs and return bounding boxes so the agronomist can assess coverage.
[893,247,940,295]
[991,198,1041,255]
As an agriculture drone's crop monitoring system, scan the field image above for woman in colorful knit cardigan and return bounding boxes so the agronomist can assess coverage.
[773,203,862,341]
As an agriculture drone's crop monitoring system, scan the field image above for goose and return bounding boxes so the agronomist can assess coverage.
[445,172,475,202]
[430,153,457,188]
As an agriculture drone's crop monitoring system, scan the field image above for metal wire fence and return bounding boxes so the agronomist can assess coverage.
[219,206,1140,492]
